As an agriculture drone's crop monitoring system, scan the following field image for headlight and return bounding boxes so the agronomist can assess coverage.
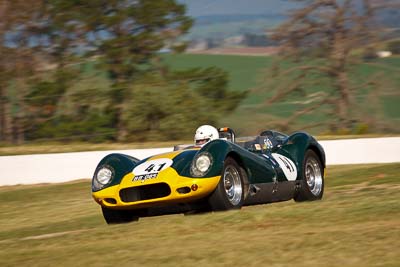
[191,152,213,177]
[93,165,114,191]
[97,167,113,184]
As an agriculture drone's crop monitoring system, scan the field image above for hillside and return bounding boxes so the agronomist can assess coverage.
[181,0,299,39]
[181,0,300,17]
[180,0,400,39]
[163,54,400,135]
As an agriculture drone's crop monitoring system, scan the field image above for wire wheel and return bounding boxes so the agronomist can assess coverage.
[223,165,243,206]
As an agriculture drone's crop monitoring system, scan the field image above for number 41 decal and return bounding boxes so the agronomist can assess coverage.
[144,163,167,173]
[133,158,173,176]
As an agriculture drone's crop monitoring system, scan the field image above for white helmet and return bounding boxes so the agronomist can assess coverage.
[194,125,219,146]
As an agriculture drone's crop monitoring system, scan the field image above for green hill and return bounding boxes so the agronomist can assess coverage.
[163,54,400,135]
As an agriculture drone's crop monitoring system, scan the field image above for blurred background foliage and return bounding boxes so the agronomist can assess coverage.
[0,0,244,144]
[0,0,399,145]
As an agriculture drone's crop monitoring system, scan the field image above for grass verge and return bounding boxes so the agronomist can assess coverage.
[0,164,399,266]
[0,141,181,156]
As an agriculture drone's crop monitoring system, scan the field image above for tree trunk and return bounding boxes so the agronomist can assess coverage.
[0,1,6,142]
[0,86,5,141]
[116,107,128,142]
[4,100,13,143]
[332,13,351,131]
[14,76,26,144]
[336,71,350,130]
[15,115,24,145]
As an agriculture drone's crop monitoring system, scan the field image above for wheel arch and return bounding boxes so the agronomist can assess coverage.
[226,151,244,168]
[280,132,325,179]
[92,153,140,192]
[308,144,326,169]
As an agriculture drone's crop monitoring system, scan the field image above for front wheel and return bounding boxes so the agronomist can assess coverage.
[294,150,324,202]
[101,207,140,224]
[208,157,245,211]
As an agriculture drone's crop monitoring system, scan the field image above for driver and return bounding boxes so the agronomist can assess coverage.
[194,125,219,146]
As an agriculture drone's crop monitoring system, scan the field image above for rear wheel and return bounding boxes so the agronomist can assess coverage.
[294,150,324,202]
[101,207,140,224]
[209,157,245,211]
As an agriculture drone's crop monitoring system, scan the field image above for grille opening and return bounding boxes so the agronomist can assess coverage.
[177,187,191,194]
[120,183,171,203]
[104,198,117,204]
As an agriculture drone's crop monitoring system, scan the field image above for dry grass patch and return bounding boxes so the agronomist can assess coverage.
[0,164,399,266]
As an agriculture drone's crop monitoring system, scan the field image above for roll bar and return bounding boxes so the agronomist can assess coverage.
[218,127,236,143]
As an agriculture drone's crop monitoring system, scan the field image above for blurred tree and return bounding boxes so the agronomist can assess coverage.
[265,0,398,133]
[387,39,400,55]
[0,0,46,144]
[1,0,245,143]
[24,69,75,134]
[170,67,246,113]
[114,67,246,141]
[47,0,193,141]
[24,68,116,142]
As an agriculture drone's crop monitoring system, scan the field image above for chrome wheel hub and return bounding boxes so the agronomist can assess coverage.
[223,166,242,206]
[305,157,323,196]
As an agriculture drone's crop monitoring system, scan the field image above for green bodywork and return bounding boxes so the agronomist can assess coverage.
[276,131,326,179]
[92,154,140,192]
[92,131,325,192]
[182,131,325,184]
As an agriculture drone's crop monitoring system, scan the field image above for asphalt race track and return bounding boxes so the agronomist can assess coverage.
[0,137,399,186]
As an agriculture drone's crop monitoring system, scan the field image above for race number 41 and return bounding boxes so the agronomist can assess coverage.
[132,158,173,183]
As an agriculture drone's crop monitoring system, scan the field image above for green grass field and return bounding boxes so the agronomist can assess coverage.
[163,53,273,92]
[1,163,399,266]
[163,54,400,135]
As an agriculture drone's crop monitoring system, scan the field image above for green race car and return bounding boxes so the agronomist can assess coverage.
[92,128,325,224]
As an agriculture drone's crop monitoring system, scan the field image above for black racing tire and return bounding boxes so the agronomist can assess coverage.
[294,150,324,202]
[208,157,245,211]
[101,207,140,224]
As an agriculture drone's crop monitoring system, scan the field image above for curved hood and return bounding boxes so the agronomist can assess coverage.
[93,149,203,192]
[132,149,200,181]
